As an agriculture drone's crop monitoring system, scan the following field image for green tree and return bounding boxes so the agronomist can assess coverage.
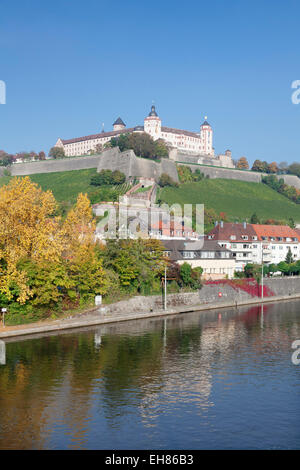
[49,147,65,159]
[285,247,293,264]
[159,173,178,187]
[0,154,14,166]
[90,169,125,186]
[180,263,192,286]
[154,139,169,158]
[250,212,260,224]
[288,217,296,229]
[277,261,290,276]
[288,163,300,178]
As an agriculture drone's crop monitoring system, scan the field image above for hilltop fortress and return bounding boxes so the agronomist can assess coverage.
[5,147,300,191]
[55,105,235,169]
[2,104,299,190]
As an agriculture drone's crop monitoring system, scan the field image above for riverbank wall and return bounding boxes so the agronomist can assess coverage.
[104,277,300,314]
[1,277,300,340]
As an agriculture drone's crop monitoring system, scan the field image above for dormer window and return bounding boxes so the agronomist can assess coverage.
[242,235,248,240]
[230,235,236,240]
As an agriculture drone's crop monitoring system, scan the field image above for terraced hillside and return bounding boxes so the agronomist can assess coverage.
[1,171,300,224]
[157,178,300,223]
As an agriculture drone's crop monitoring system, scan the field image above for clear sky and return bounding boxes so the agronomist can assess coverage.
[0,0,299,165]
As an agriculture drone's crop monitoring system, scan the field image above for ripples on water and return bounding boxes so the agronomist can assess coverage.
[0,300,299,449]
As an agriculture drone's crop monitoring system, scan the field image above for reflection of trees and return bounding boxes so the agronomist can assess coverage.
[0,335,103,449]
[0,300,299,449]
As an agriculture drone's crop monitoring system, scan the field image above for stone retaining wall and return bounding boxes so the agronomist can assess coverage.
[177,162,300,189]
[3,149,300,190]
[9,155,100,176]
[105,277,300,314]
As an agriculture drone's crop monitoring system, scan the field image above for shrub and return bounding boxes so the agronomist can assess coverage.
[90,169,126,186]
[159,173,178,187]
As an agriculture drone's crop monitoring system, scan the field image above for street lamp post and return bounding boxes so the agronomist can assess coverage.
[261,250,264,300]
[164,266,167,310]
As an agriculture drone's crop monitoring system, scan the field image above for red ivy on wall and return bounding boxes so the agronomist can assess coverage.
[205,278,274,298]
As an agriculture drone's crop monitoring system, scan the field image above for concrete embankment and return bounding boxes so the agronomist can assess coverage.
[0,290,300,340]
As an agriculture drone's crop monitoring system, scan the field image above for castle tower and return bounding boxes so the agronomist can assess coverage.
[200,117,213,155]
[144,104,161,140]
[113,117,126,131]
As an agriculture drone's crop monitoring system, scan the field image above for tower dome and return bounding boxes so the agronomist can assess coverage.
[148,105,158,117]
[201,116,211,127]
[113,117,126,131]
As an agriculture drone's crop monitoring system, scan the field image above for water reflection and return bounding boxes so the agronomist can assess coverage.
[0,300,300,449]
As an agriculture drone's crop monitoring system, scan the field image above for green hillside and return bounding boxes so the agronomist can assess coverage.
[1,171,300,224]
[0,169,98,204]
[158,178,300,223]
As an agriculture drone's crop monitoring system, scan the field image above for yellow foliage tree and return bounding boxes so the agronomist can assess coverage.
[0,177,63,303]
[62,193,108,301]
[62,193,96,256]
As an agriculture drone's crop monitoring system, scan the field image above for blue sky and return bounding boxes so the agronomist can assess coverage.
[0,0,299,164]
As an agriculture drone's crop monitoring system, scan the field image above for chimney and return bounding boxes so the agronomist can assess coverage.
[243,221,247,229]
[215,221,218,227]
[220,221,224,228]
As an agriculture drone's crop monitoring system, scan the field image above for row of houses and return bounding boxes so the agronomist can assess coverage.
[93,197,300,279]
[162,222,300,280]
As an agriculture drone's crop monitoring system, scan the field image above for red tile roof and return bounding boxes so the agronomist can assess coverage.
[252,224,299,241]
[61,125,202,145]
[207,222,257,242]
[161,126,200,139]
[62,127,136,145]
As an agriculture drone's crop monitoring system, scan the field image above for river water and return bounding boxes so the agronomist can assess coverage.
[0,300,299,450]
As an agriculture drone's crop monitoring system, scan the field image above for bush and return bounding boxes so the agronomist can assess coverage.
[90,169,126,186]
[159,173,178,187]
[177,165,204,183]
[179,263,202,290]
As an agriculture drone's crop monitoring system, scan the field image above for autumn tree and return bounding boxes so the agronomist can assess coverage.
[38,151,46,161]
[62,193,109,302]
[0,177,62,303]
[267,162,278,174]
[95,143,103,153]
[236,156,249,170]
[252,159,267,172]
